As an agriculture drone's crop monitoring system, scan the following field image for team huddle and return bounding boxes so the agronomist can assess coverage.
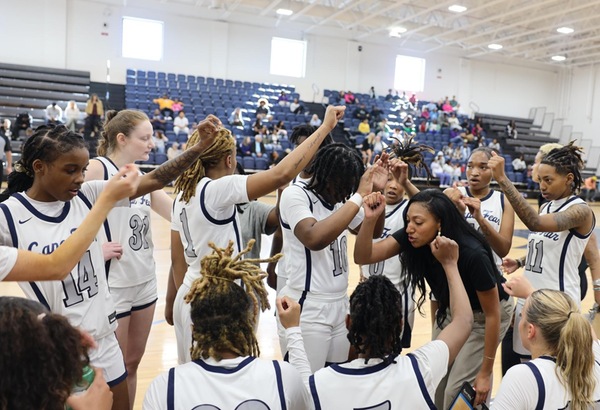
[1,106,600,410]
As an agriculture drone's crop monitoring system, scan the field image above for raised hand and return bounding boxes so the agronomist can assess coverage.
[389,158,409,186]
[430,236,459,267]
[502,258,520,274]
[191,114,222,151]
[322,105,346,129]
[276,296,301,329]
[488,151,507,182]
[362,192,386,220]
[502,275,535,299]
[102,164,140,203]
[462,196,482,219]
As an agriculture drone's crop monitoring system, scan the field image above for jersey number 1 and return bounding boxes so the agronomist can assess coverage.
[330,237,348,277]
[525,239,544,274]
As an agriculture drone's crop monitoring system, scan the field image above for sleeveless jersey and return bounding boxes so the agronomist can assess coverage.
[93,157,155,287]
[280,183,362,296]
[171,175,249,288]
[143,357,309,410]
[0,183,119,339]
[524,195,594,305]
[309,340,448,409]
[459,186,505,268]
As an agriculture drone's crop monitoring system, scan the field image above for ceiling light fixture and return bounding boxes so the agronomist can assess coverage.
[448,5,467,13]
[551,55,566,61]
[276,8,293,16]
[389,27,407,38]
[557,27,574,34]
[488,43,503,50]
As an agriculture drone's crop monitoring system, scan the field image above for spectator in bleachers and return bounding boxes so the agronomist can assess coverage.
[173,111,189,136]
[238,136,253,157]
[372,134,385,158]
[441,98,453,113]
[45,102,63,126]
[403,115,415,133]
[462,128,475,143]
[309,114,322,127]
[472,123,485,140]
[358,118,370,135]
[272,120,287,139]
[228,107,244,126]
[429,119,441,134]
[431,153,452,188]
[0,119,11,140]
[252,118,263,135]
[255,98,270,119]
[368,86,376,99]
[167,141,183,161]
[84,94,104,138]
[153,130,169,154]
[443,142,455,159]
[63,100,81,132]
[152,94,174,119]
[344,90,357,105]
[385,89,394,101]
[506,119,517,139]
[150,109,166,132]
[512,154,526,174]
[443,159,456,181]
[251,134,267,158]
[488,138,501,152]
[278,91,290,107]
[583,176,598,202]
[447,112,461,131]
[460,140,472,162]
[370,105,383,123]
[11,112,31,140]
[353,104,369,121]
[171,98,184,115]
[391,128,403,142]
[421,106,431,120]
[450,95,459,111]
[361,133,374,165]
[409,93,417,107]
[289,98,304,114]
[376,118,391,137]
[0,127,12,181]
[418,120,428,133]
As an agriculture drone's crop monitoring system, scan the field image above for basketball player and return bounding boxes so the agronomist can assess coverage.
[488,143,595,360]
[85,109,173,407]
[0,119,219,410]
[1,164,139,282]
[169,105,346,364]
[278,233,473,408]
[143,241,311,409]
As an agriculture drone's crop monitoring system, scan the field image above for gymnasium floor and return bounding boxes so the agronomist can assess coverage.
[1,188,599,409]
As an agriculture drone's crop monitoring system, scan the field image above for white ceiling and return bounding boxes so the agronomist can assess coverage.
[97,0,600,68]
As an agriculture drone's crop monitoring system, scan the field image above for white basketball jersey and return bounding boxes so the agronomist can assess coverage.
[524,196,593,304]
[94,157,155,288]
[0,183,118,339]
[459,186,505,268]
[171,175,249,288]
[144,357,306,410]
[280,184,362,296]
[309,340,448,409]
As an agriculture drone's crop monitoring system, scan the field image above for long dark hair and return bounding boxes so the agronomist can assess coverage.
[398,189,498,325]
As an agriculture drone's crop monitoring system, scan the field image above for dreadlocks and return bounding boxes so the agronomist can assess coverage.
[305,143,364,203]
[185,240,282,361]
[173,128,236,203]
[348,275,404,363]
[541,141,585,193]
[389,134,434,180]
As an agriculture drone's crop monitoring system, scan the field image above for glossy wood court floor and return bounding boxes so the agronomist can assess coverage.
[1,189,599,409]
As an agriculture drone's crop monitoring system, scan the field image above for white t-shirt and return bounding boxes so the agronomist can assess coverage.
[0,246,18,281]
[492,341,600,409]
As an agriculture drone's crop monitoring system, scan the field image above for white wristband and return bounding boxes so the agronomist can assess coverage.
[348,193,363,208]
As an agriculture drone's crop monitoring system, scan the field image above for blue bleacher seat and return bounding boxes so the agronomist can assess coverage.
[137,70,146,78]
[126,69,135,77]
[147,71,156,79]
[255,157,269,170]
[155,153,168,165]
[166,131,177,142]
[506,171,516,182]
[157,72,166,79]
[243,156,255,170]
[515,172,524,183]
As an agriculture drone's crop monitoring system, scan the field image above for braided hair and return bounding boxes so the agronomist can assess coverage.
[185,240,282,361]
[388,134,434,179]
[348,275,403,363]
[541,141,584,193]
[289,124,333,148]
[305,143,364,204]
[173,127,236,203]
[0,125,87,202]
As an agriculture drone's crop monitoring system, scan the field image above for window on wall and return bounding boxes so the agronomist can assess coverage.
[122,17,163,61]
[270,37,307,78]
[394,55,426,92]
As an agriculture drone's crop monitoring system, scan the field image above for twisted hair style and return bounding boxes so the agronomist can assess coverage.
[525,289,595,410]
[0,297,88,410]
[289,124,333,149]
[348,275,403,363]
[0,125,87,202]
[305,143,364,202]
[98,109,149,156]
[398,189,500,326]
[538,142,564,158]
[389,134,434,180]
[541,141,584,193]
[173,128,236,203]
[185,240,282,361]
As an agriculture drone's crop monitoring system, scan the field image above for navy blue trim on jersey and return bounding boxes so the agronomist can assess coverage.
[500,191,505,211]
[28,282,50,310]
[570,212,596,239]
[0,203,18,247]
[115,298,158,319]
[77,190,113,278]
[303,247,312,293]
[92,157,110,180]
[407,353,437,409]
[329,356,396,375]
[232,218,242,252]
[107,369,128,388]
[402,291,412,348]
[386,200,406,219]
[13,193,71,223]
[199,181,237,225]
[193,356,256,374]
[309,375,322,410]
[558,233,574,292]
[167,368,175,410]
[273,361,287,410]
[523,361,545,410]
[298,290,308,309]
[466,187,495,202]
[554,195,580,212]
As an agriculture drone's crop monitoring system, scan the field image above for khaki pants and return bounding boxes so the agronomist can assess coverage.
[432,298,513,409]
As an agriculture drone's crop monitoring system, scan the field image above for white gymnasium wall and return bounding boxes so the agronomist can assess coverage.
[559,66,600,146]
[1,0,561,121]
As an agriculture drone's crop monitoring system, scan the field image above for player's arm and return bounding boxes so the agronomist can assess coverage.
[150,189,174,222]
[473,287,501,405]
[464,195,515,258]
[585,232,600,305]
[170,230,187,289]
[5,165,140,281]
